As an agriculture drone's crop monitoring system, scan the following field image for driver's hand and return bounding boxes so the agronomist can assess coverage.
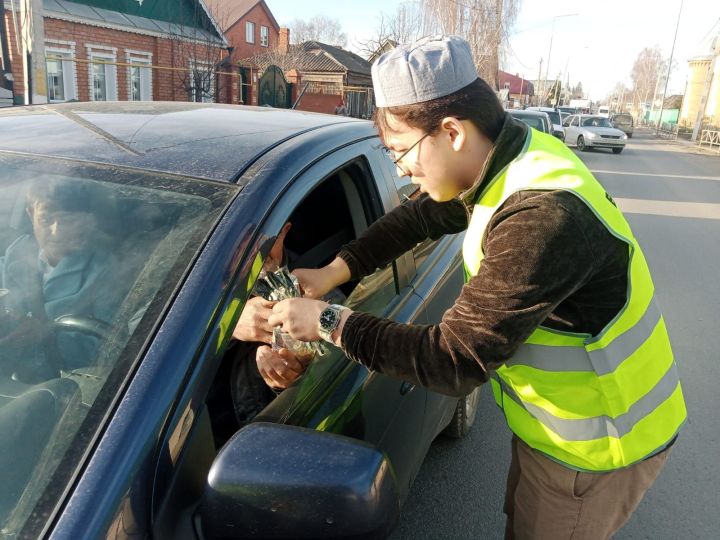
[232,297,275,344]
[256,346,309,389]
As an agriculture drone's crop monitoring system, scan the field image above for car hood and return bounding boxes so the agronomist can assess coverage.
[582,126,625,137]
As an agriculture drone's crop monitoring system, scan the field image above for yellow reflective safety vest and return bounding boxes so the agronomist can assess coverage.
[463,128,686,472]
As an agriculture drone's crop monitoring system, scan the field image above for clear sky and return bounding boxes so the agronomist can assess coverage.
[266,0,720,101]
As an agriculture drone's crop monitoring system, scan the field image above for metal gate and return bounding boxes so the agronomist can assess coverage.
[258,65,291,108]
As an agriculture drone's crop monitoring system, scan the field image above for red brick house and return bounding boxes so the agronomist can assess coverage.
[498,70,534,107]
[1,0,234,105]
[206,0,282,105]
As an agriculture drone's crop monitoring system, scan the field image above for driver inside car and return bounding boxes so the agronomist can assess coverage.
[0,179,123,383]
[227,221,344,427]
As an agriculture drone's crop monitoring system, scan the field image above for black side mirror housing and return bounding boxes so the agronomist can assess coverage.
[200,422,400,539]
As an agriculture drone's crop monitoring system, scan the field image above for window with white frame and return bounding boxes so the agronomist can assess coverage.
[45,42,77,103]
[87,46,118,101]
[260,25,269,47]
[246,21,255,43]
[126,50,152,101]
[189,61,215,103]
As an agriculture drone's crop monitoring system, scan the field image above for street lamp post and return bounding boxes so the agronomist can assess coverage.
[656,0,684,134]
[543,13,578,106]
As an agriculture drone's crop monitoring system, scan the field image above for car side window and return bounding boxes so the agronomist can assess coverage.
[571,116,580,127]
[383,151,439,271]
[563,115,573,127]
[207,158,399,445]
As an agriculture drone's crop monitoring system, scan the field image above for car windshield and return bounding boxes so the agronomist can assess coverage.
[582,117,613,128]
[612,115,633,126]
[545,110,561,125]
[511,114,546,132]
[0,153,237,536]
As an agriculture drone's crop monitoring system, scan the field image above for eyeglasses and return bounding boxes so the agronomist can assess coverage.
[389,133,430,176]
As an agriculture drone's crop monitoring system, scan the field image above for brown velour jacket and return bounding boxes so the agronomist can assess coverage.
[337,114,629,397]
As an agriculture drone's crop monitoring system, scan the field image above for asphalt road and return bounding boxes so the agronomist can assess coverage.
[390,130,720,540]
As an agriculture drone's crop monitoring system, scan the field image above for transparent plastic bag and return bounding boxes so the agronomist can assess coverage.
[254,267,325,357]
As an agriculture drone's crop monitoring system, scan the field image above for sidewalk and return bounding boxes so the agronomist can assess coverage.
[638,127,720,157]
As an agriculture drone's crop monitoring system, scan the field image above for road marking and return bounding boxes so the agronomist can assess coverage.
[615,198,720,220]
[591,169,720,181]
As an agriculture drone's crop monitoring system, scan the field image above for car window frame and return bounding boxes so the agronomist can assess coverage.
[149,138,423,529]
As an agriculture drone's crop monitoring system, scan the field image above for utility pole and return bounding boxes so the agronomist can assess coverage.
[656,0,684,134]
[537,57,543,106]
[19,0,47,104]
[543,13,578,107]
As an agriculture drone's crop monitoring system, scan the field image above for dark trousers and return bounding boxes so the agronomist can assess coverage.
[504,435,671,540]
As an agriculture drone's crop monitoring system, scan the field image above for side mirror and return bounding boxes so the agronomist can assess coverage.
[200,423,400,539]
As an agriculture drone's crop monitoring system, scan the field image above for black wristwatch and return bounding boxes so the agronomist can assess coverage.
[318,304,346,343]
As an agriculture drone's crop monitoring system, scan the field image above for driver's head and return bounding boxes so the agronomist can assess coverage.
[26,180,100,266]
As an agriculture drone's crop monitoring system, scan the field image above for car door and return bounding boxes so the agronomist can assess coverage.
[373,145,465,443]
[564,115,579,144]
[246,139,431,500]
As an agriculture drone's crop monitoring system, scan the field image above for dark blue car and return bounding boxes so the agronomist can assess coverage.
[0,102,478,539]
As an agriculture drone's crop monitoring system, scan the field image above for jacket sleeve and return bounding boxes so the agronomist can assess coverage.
[338,193,468,280]
[340,192,610,397]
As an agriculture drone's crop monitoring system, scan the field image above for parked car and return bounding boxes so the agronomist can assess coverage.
[563,114,628,154]
[526,106,564,140]
[610,112,634,138]
[506,108,553,134]
[0,102,476,539]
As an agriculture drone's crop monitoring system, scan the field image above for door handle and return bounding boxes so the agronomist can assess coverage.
[400,381,415,395]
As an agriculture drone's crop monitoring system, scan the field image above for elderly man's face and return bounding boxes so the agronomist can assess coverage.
[28,202,97,266]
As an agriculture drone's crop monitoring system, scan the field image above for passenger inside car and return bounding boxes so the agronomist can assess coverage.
[0,179,124,382]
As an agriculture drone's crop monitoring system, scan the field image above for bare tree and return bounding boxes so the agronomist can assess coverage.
[420,0,521,89]
[249,44,307,75]
[606,82,631,112]
[168,1,229,102]
[357,2,425,60]
[630,46,666,118]
[289,15,348,47]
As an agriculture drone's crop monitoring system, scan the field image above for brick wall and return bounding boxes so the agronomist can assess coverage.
[3,10,237,104]
[295,93,342,115]
[226,3,278,63]
[3,9,25,102]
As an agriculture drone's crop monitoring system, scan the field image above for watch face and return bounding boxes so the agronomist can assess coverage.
[319,308,338,330]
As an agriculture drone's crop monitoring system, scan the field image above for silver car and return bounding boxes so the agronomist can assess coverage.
[526,106,565,140]
[506,109,553,135]
[563,114,628,154]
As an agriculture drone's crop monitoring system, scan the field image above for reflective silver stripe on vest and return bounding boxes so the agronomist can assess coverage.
[498,361,680,441]
[507,299,662,376]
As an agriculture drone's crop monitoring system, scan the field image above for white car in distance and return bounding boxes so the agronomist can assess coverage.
[563,114,628,154]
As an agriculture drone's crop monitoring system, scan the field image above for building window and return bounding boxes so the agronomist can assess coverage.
[87,47,118,101]
[260,25,269,47]
[126,50,153,101]
[45,44,77,103]
[92,61,107,100]
[190,61,215,103]
[246,21,255,43]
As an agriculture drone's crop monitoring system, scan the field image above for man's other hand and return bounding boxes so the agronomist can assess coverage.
[256,346,309,389]
[233,297,275,344]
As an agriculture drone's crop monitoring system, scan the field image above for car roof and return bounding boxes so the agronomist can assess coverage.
[507,109,547,117]
[0,102,376,182]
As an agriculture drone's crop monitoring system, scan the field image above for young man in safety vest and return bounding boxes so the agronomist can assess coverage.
[268,35,686,538]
